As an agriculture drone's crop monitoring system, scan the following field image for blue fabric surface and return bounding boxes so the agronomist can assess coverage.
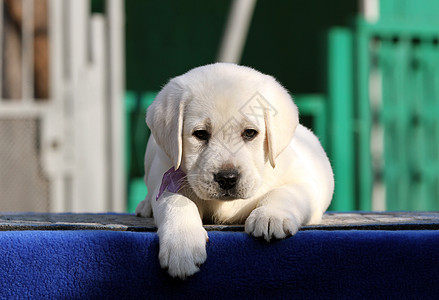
[1,230,439,299]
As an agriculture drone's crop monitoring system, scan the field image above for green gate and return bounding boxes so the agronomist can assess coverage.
[355,0,439,210]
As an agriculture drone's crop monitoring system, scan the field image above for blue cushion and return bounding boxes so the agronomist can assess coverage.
[1,229,439,299]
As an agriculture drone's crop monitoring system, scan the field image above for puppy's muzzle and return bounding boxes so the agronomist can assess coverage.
[214,170,240,191]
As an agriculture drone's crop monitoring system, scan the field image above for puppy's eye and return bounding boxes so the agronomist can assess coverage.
[193,130,210,141]
[242,129,258,141]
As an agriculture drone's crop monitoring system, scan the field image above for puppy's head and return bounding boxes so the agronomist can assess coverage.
[147,63,298,200]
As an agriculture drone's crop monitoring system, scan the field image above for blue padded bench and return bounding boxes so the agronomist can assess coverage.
[1,212,439,299]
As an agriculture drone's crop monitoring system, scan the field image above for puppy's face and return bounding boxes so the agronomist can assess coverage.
[147,63,299,202]
[181,95,267,200]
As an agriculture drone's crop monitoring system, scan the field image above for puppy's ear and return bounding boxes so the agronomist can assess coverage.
[262,79,299,168]
[146,81,187,170]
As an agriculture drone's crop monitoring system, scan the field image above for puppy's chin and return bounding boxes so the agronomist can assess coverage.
[205,193,247,202]
[191,185,252,202]
[216,195,240,201]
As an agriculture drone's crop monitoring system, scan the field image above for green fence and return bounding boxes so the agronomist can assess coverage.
[355,0,439,210]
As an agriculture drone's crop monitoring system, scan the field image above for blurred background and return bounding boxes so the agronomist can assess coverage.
[0,0,438,213]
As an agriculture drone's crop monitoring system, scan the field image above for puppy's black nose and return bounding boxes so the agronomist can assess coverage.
[214,170,239,190]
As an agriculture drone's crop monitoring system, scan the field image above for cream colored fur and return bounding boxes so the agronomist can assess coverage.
[136,63,334,279]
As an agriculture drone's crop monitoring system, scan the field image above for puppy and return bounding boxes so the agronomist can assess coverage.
[136,63,334,279]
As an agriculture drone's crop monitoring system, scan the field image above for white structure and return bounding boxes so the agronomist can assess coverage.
[217,0,257,64]
[0,0,125,212]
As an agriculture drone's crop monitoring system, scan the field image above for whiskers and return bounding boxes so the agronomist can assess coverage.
[175,173,201,199]
[177,172,222,200]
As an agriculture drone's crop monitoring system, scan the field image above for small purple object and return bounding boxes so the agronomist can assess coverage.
[156,167,186,201]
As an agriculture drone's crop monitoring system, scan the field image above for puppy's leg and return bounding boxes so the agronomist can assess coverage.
[135,197,152,217]
[153,192,208,279]
[245,184,317,241]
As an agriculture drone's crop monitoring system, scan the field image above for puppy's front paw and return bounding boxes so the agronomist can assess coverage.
[158,225,208,279]
[135,199,152,217]
[245,206,300,241]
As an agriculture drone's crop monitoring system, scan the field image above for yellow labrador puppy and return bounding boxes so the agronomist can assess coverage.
[136,63,334,279]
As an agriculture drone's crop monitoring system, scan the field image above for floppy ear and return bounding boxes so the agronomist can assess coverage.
[262,80,299,168]
[146,81,187,170]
